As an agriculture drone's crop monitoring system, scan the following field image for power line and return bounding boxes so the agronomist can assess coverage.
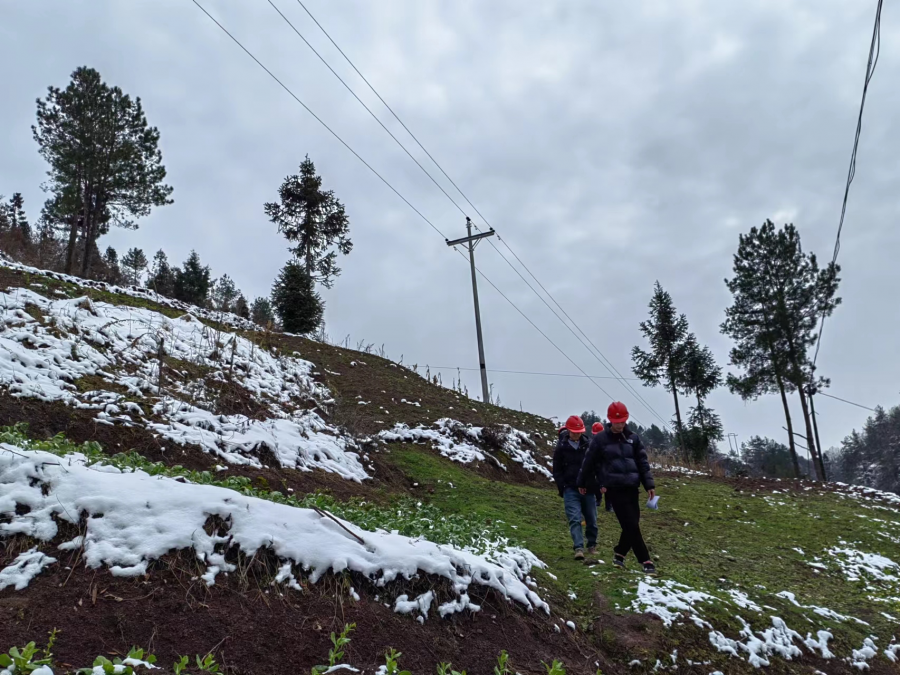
[189,0,448,240]
[427,366,642,380]
[813,0,883,367]
[192,1,644,418]
[282,0,670,427]
[817,391,877,412]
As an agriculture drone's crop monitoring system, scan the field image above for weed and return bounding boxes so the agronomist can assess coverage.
[436,663,467,675]
[383,649,412,675]
[311,623,355,675]
[76,647,156,675]
[0,642,52,673]
[542,660,566,675]
[493,650,511,675]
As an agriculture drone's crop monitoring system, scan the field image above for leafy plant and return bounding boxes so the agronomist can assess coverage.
[494,651,511,675]
[0,642,52,673]
[76,647,156,675]
[542,660,566,675]
[311,623,355,675]
[437,662,467,675]
[383,649,412,675]
[174,655,190,675]
[194,653,220,673]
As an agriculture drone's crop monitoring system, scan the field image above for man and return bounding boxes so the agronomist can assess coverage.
[577,402,658,574]
[552,415,597,560]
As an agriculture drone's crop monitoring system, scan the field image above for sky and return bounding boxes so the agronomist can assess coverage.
[1,0,898,458]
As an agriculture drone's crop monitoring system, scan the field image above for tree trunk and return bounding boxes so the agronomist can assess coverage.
[668,368,687,460]
[64,213,79,275]
[798,386,824,481]
[775,372,802,479]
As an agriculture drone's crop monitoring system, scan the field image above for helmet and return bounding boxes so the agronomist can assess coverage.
[607,401,629,424]
[565,415,586,434]
[592,422,604,434]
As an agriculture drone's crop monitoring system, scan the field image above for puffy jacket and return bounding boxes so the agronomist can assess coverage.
[552,430,594,496]
[577,425,655,491]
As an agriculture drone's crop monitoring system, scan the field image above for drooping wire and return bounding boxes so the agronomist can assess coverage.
[813,0,883,367]
[283,0,670,426]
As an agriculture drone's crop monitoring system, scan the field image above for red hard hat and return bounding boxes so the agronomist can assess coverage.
[607,401,629,423]
[565,415,586,434]
[592,422,604,434]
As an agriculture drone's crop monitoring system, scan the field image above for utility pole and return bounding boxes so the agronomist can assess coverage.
[446,217,495,404]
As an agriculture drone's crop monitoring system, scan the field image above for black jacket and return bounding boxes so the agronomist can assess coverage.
[552,431,593,496]
[577,425,655,491]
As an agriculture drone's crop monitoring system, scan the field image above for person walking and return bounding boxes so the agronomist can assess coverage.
[552,415,597,560]
[578,402,658,574]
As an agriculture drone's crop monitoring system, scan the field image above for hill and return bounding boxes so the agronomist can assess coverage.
[1,260,899,675]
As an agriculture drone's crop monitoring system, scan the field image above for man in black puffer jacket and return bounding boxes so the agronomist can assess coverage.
[577,401,658,574]
[552,415,597,560]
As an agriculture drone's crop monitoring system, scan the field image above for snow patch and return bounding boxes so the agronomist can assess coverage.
[0,547,57,590]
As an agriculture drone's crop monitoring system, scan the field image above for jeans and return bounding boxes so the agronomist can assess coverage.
[606,487,651,563]
[563,488,597,550]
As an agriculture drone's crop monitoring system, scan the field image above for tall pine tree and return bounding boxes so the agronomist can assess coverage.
[271,261,324,334]
[631,281,691,457]
[681,334,723,460]
[264,156,352,289]
[33,66,173,277]
[250,297,274,327]
[121,247,148,286]
[148,249,176,297]
[722,220,840,480]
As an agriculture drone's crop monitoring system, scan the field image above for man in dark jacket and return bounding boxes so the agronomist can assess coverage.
[577,402,658,574]
[552,415,597,560]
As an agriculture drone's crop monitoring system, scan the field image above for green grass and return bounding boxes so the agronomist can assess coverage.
[385,445,900,658]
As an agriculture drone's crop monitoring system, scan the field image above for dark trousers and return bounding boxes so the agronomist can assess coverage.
[606,487,650,563]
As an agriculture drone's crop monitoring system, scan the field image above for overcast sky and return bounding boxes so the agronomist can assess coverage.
[2,0,897,457]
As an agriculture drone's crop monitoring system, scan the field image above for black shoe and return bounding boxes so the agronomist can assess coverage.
[613,555,625,569]
[643,561,657,575]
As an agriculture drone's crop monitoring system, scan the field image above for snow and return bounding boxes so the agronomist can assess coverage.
[631,579,714,628]
[0,547,57,590]
[566,620,576,630]
[0,287,368,480]
[0,447,548,618]
[378,419,551,478]
[828,546,899,586]
[850,637,878,670]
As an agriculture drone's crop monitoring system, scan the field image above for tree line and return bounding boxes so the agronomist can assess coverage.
[1,66,351,335]
[630,219,842,483]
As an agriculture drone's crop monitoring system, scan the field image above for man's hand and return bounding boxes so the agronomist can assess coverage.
[578,488,587,495]
[648,489,656,500]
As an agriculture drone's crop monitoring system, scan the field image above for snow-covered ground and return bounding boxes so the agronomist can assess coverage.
[0,286,368,480]
[378,418,552,479]
[0,446,548,619]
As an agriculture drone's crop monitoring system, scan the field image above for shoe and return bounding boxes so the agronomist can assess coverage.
[587,546,597,555]
[643,561,658,575]
[574,548,585,560]
[613,555,625,569]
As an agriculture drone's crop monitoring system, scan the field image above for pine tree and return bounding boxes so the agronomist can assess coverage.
[32,66,173,277]
[271,261,324,334]
[147,249,175,297]
[173,250,211,306]
[102,246,122,284]
[679,334,723,460]
[721,220,840,480]
[211,274,238,313]
[250,297,274,327]
[8,193,32,248]
[631,281,691,457]
[234,294,250,320]
[264,156,352,288]
[120,247,148,286]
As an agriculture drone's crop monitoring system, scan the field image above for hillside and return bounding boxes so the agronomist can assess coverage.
[1,260,899,675]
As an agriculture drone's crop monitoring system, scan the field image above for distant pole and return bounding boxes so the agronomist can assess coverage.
[446,218,495,404]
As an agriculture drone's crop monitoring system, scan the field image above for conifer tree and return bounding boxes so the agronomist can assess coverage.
[8,194,32,247]
[102,246,122,284]
[234,294,250,320]
[250,297,274,327]
[680,335,723,460]
[722,220,840,480]
[121,247,148,286]
[148,249,175,297]
[32,66,173,277]
[271,261,324,334]
[173,250,211,306]
[211,274,238,313]
[631,281,691,456]
[264,156,352,288]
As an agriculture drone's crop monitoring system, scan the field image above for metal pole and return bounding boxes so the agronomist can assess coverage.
[465,218,490,404]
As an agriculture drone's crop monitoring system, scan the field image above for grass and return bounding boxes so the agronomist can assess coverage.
[383,444,900,659]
